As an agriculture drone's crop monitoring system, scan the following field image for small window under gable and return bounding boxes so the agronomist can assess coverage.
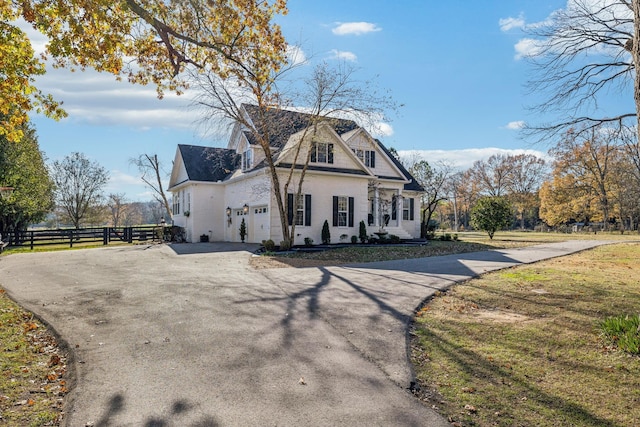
[242,147,253,171]
[311,142,334,164]
[352,149,375,168]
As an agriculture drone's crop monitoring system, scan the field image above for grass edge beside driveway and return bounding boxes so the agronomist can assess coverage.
[410,242,640,427]
[0,288,70,426]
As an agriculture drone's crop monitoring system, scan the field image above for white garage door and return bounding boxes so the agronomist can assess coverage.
[250,206,270,243]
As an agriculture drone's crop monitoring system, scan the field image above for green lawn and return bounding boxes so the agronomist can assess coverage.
[411,242,640,427]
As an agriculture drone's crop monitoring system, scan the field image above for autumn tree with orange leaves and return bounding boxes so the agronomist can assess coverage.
[1,0,288,142]
[540,128,618,228]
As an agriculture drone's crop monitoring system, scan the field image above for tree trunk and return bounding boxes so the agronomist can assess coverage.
[634,1,640,148]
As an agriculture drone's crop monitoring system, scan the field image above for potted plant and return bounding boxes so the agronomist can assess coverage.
[239,218,247,242]
[321,220,331,245]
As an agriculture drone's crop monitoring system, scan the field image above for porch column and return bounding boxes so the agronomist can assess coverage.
[396,190,403,227]
[373,187,380,227]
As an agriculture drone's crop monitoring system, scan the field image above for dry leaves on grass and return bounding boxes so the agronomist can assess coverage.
[0,289,69,426]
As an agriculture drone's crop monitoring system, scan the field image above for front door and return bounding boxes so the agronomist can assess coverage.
[250,205,270,243]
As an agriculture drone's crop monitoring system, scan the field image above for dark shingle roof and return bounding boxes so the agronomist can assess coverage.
[178,144,240,182]
[375,140,425,192]
[243,104,360,148]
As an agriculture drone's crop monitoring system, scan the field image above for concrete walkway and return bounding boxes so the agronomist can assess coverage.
[0,240,612,426]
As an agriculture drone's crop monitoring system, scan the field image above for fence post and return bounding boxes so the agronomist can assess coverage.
[69,230,73,248]
[30,231,34,250]
[127,227,133,243]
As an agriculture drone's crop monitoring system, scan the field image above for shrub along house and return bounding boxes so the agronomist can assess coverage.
[168,105,424,244]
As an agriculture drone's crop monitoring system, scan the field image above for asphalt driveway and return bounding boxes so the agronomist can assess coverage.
[0,240,612,426]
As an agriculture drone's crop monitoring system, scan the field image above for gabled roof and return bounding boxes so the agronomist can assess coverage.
[178,144,240,182]
[242,104,360,148]
[376,140,425,192]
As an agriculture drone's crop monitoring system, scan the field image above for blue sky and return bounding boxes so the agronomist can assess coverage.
[26,0,629,201]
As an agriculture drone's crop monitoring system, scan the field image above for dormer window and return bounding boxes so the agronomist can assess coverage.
[310,142,334,164]
[353,149,376,168]
[242,148,253,170]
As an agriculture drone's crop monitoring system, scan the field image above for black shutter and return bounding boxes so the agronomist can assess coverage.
[287,193,294,225]
[332,196,338,226]
[409,198,415,220]
[348,197,354,227]
[391,197,397,220]
[370,151,376,168]
[310,143,317,163]
[328,143,334,164]
[305,194,312,226]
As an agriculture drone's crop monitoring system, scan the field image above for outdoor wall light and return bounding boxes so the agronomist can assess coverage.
[0,186,14,199]
[243,203,249,214]
[226,206,232,217]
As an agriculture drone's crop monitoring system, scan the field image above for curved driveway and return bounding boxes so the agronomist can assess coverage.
[0,240,612,426]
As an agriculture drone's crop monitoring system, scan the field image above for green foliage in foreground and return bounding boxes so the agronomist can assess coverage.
[600,314,640,355]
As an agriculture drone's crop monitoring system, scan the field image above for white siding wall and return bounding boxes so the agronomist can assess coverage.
[191,184,226,242]
[173,157,189,184]
[400,191,422,238]
[172,184,226,242]
[344,132,402,179]
[269,171,370,246]
[223,172,272,243]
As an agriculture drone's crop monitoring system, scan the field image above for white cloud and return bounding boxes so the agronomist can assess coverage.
[505,120,525,130]
[370,122,394,138]
[329,49,358,62]
[399,148,549,171]
[33,65,196,130]
[14,17,200,131]
[509,1,634,60]
[514,38,543,60]
[326,109,393,137]
[110,170,144,187]
[286,45,308,66]
[332,22,381,36]
[499,14,526,32]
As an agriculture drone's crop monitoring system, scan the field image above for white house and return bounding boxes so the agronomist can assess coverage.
[168,105,424,245]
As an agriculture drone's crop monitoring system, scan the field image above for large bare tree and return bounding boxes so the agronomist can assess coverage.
[51,152,109,228]
[406,159,452,237]
[131,154,172,220]
[191,61,394,249]
[523,0,640,143]
[504,154,548,229]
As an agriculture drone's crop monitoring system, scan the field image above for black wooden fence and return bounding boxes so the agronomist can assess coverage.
[0,225,171,250]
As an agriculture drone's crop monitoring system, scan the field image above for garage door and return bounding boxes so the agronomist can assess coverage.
[250,206,270,243]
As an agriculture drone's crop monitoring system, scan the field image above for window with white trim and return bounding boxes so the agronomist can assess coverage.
[295,193,305,226]
[172,191,181,215]
[287,193,311,226]
[337,196,348,227]
[311,142,334,164]
[402,201,409,220]
[242,148,253,170]
[352,149,375,167]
